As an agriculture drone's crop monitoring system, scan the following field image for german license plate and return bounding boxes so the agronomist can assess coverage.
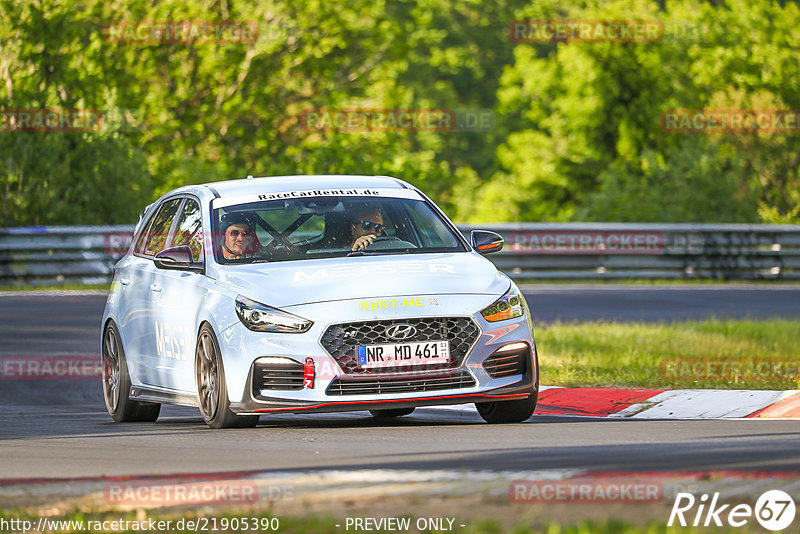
[357,340,450,369]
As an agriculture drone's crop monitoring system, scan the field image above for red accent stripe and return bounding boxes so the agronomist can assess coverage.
[251,393,528,413]
[535,387,664,417]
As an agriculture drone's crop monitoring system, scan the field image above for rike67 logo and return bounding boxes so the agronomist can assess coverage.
[669,490,796,531]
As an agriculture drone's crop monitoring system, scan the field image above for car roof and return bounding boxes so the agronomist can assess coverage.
[191,174,412,199]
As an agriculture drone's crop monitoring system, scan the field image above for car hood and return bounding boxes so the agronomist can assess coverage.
[215,253,509,308]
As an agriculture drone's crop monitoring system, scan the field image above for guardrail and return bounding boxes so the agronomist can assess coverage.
[1,223,799,286]
[459,223,800,280]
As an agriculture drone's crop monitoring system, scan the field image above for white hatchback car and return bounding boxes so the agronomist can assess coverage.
[101,175,539,428]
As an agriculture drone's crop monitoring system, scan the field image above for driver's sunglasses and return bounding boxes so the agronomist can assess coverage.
[227,229,252,239]
[357,220,385,234]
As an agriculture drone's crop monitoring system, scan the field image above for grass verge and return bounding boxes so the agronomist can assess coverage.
[537,318,800,389]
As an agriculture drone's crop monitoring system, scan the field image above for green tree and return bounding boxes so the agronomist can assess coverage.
[464,0,800,223]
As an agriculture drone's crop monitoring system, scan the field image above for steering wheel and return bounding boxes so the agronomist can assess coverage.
[365,234,418,251]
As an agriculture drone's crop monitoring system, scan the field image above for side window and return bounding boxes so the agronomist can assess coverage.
[134,219,152,255]
[142,199,182,256]
[133,206,157,255]
[172,199,204,262]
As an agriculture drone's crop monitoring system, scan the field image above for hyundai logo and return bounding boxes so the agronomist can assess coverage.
[386,323,417,341]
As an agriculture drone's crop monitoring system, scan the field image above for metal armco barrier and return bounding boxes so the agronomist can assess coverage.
[1,223,799,286]
[0,226,133,287]
[459,223,800,280]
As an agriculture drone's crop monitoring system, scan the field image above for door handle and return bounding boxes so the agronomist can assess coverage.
[150,284,162,292]
[119,279,131,286]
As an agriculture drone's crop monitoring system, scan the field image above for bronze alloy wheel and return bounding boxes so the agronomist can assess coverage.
[101,322,160,423]
[196,329,219,422]
[195,324,259,429]
[102,327,121,414]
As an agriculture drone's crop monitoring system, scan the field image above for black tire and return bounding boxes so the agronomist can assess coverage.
[475,388,538,424]
[102,322,160,423]
[369,408,415,418]
[195,324,259,429]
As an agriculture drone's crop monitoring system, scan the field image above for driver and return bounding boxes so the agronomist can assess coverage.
[220,213,257,260]
[350,208,386,251]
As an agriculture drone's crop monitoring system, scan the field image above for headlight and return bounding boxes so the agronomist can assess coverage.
[235,295,313,333]
[481,286,525,322]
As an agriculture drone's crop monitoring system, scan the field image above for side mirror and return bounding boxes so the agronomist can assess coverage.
[154,246,203,272]
[471,230,504,254]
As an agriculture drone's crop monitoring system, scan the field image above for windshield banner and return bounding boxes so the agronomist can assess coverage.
[212,188,423,209]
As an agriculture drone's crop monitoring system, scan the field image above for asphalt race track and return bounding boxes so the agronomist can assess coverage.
[1,286,800,481]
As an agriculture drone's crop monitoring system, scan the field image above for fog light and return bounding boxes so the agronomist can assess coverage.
[255,356,296,365]
[482,343,530,378]
[496,342,528,353]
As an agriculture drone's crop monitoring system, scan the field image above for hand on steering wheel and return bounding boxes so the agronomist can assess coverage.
[351,234,377,251]
[351,235,398,251]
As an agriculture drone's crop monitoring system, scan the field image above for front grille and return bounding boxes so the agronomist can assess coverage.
[253,359,305,392]
[326,371,476,396]
[482,347,529,378]
[320,317,480,374]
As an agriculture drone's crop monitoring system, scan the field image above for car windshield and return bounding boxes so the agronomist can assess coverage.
[212,193,467,264]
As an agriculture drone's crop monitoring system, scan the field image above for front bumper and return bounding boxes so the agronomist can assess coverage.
[232,381,536,414]
[219,294,538,415]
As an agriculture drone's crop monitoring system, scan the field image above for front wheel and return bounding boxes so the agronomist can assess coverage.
[195,324,259,429]
[475,389,537,424]
[102,322,160,422]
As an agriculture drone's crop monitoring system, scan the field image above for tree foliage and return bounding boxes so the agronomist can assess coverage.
[0,0,798,226]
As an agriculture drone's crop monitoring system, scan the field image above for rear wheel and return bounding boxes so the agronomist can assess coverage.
[102,322,160,422]
[369,408,415,418]
[195,325,259,429]
[475,389,537,424]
